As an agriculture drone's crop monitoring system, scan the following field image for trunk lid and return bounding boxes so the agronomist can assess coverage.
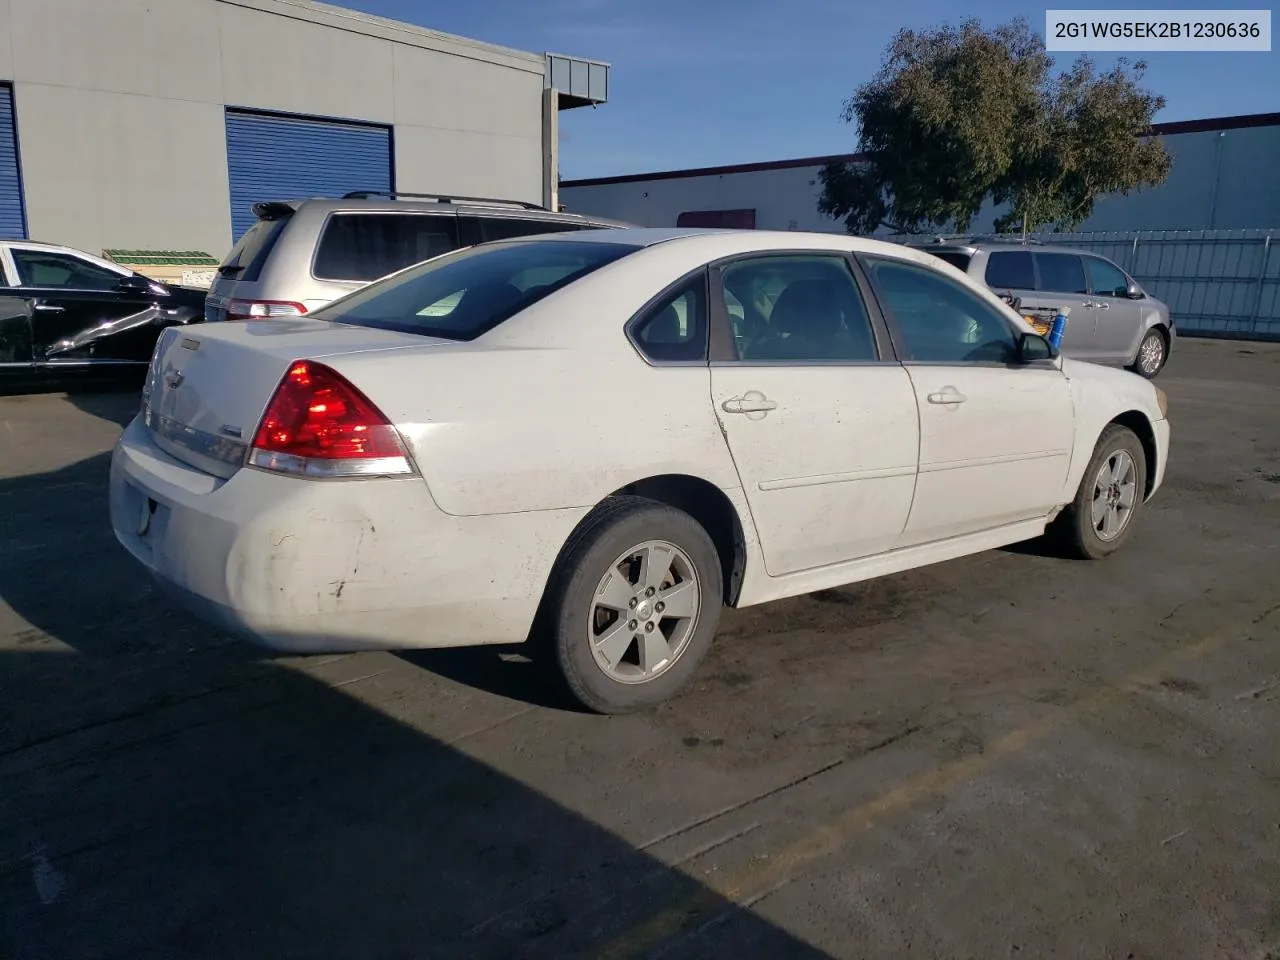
[142,318,447,479]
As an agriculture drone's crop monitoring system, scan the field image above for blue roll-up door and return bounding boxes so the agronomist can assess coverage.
[225,109,392,241]
[0,85,27,240]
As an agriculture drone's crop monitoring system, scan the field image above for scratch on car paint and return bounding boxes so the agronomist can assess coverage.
[333,579,346,599]
[28,844,65,906]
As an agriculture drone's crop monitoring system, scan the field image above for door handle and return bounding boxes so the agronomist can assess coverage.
[926,387,967,405]
[1095,301,1110,310]
[722,392,778,415]
[33,302,65,313]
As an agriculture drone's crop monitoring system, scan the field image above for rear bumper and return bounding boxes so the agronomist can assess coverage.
[109,416,585,652]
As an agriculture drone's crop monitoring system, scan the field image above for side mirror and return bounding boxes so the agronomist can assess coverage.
[1125,283,1144,300]
[114,275,162,295]
[1017,331,1057,363]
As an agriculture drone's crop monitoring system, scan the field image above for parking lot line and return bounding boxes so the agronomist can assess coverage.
[597,601,1280,960]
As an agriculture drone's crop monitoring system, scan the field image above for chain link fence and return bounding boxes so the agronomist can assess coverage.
[893,229,1280,341]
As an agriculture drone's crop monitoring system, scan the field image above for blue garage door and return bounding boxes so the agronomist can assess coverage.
[0,85,27,239]
[225,109,392,241]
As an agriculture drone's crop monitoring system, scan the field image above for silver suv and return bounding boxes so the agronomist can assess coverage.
[205,192,630,323]
[910,238,1174,378]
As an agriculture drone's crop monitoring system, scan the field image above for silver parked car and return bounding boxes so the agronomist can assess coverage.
[205,191,631,322]
[910,239,1174,378]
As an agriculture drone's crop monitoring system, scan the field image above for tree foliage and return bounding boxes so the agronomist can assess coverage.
[818,18,1171,236]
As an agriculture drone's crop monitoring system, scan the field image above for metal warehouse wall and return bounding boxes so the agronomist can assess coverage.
[0,0,547,259]
[563,164,844,233]
[561,123,1280,236]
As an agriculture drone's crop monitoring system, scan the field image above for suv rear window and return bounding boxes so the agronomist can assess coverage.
[315,239,636,341]
[314,213,461,283]
[219,216,289,282]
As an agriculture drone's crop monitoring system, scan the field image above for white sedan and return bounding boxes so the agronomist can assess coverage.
[109,228,1170,713]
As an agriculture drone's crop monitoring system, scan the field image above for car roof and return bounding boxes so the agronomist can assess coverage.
[268,195,630,227]
[908,238,1098,257]
[514,227,967,265]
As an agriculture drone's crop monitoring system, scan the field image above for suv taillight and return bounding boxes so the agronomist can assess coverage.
[247,361,415,479]
[227,299,307,321]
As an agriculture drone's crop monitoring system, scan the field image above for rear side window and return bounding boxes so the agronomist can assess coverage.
[314,239,636,341]
[458,216,586,245]
[1034,253,1089,294]
[925,250,973,272]
[314,213,461,282]
[219,217,288,282]
[984,251,1035,290]
[629,273,708,363]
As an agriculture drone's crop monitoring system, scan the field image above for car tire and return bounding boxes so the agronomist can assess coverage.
[1129,328,1168,379]
[1054,424,1148,561]
[535,495,723,714]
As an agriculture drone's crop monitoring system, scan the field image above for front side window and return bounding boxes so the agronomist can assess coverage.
[314,213,461,283]
[1033,252,1089,295]
[719,255,878,362]
[984,251,1035,290]
[864,257,1020,364]
[629,273,707,363]
[1084,256,1131,298]
[314,239,636,340]
[11,249,124,290]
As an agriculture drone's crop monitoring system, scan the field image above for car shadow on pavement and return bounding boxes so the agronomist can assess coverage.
[0,651,833,960]
[0,443,834,959]
[398,647,579,712]
[62,381,145,427]
[0,371,145,406]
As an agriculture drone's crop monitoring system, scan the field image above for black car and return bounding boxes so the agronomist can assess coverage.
[0,240,205,383]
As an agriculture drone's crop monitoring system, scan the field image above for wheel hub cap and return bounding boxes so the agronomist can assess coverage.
[588,540,701,685]
[1092,450,1138,542]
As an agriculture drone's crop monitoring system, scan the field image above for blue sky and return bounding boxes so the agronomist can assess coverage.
[339,0,1279,180]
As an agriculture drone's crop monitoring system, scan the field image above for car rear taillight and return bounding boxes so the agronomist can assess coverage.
[227,299,307,321]
[247,360,415,479]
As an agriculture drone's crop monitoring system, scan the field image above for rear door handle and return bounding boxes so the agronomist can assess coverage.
[926,387,967,405]
[722,392,778,415]
[1095,301,1110,310]
[33,302,65,313]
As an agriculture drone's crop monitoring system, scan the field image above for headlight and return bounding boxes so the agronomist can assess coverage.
[1154,386,1168,418]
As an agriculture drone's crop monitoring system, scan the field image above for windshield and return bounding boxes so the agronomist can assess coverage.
[312,239,638,340]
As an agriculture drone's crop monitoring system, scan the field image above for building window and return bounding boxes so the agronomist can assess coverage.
[676,209,757,229]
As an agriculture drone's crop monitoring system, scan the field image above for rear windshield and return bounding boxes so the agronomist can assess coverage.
[314,213,462,283]
[923,250,973,272]
[313,239,637,341]
[219,217,289,282]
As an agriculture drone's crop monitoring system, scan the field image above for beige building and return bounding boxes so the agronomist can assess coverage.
[0,0,608,258]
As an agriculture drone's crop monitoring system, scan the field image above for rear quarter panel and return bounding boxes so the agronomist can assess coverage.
[328,344,740,518]
[321,247,745,518]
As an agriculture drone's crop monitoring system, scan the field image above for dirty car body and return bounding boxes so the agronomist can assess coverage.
[110,228,1171,713]
[0,240,204,380]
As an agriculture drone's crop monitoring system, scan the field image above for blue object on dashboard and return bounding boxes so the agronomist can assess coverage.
[1048,309,1069,349]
